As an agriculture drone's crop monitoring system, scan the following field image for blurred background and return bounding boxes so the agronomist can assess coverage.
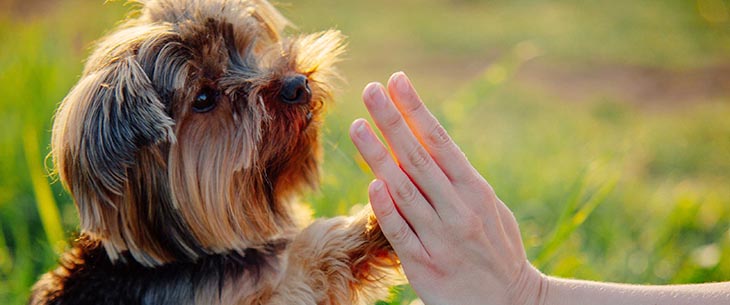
[1,0,729,304]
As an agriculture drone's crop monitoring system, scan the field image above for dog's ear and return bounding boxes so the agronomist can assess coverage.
[52,44,175,253]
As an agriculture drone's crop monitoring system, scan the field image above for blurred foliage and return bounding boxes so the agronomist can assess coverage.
[1,0,730,304]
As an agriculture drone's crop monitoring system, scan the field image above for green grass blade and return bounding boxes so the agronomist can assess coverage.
[533,169,589,268]
[22,126,65,254]
[571,175,618,227]
[0,223,11,274]
[534,170,619,268]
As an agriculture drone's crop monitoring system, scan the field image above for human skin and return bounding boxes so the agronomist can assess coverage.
[349,71,730,305]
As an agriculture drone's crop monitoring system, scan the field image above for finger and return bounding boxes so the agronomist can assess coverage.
[368,180,428,259]
[387,72,518,250]
[386,72,484,189]
[349,118,439,238]
[361,82,464,217]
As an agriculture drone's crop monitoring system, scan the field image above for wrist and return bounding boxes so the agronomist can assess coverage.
[508,261,549,305]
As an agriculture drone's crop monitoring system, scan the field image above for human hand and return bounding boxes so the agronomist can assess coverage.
[349,72,546,305]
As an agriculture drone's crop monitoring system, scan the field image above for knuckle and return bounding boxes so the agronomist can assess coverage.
[402,99,424,117]
[426,123,452,149]
[419,254,450,279]
[405,146,433,169]
[393,179,420,204]
[460,223,485,241]
[462,214,484,235]
[459,171,493,194]
[376,199,397,219]
[389,223,411,244]
[476,179,498,201]
[371,146,391,166]
[382,112,405,131]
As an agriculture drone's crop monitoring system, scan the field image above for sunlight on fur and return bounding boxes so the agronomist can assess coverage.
[32,1,402,304]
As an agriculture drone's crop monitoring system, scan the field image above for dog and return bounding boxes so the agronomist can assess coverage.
[29,0,401,304]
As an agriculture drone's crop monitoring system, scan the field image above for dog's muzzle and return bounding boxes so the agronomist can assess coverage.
[280,74,312,105]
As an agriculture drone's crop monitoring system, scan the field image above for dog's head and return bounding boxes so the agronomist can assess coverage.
[51,0,344,266]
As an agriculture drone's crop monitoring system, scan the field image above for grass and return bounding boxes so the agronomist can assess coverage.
[1,0,730,304]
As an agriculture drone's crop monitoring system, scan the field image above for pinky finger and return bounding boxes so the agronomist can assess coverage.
[369,179,426,259]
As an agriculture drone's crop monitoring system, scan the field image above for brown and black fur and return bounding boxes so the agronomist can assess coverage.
[29,1,401,304]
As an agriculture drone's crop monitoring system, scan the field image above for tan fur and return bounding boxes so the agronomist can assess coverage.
[36,0,402,304]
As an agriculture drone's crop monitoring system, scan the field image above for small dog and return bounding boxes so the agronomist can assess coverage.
[30,0,401,304]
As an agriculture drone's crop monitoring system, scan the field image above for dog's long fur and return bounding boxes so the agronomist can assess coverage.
[29,1,401,304]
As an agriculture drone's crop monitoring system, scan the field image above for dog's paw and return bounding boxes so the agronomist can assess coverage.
[348,206,400,283]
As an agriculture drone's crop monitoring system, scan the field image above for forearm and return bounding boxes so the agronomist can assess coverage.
[541,276,730,305]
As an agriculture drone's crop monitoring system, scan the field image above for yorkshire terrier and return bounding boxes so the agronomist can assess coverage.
[29,0,401,304]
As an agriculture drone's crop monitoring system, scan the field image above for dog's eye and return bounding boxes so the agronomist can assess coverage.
[192,88,217,113]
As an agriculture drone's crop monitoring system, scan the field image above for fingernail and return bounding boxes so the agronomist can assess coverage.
[354,119,371,141]
[371,179,382,190]
[365,83,386,108]
[371,179,385,196]
[393,71,411,95]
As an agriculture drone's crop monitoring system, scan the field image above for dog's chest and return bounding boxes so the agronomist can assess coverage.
[39,241,288,305]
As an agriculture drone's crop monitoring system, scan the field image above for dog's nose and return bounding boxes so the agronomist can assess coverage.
[280,75,312,105]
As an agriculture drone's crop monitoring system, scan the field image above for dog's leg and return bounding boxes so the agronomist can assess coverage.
[268,206,402,305]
